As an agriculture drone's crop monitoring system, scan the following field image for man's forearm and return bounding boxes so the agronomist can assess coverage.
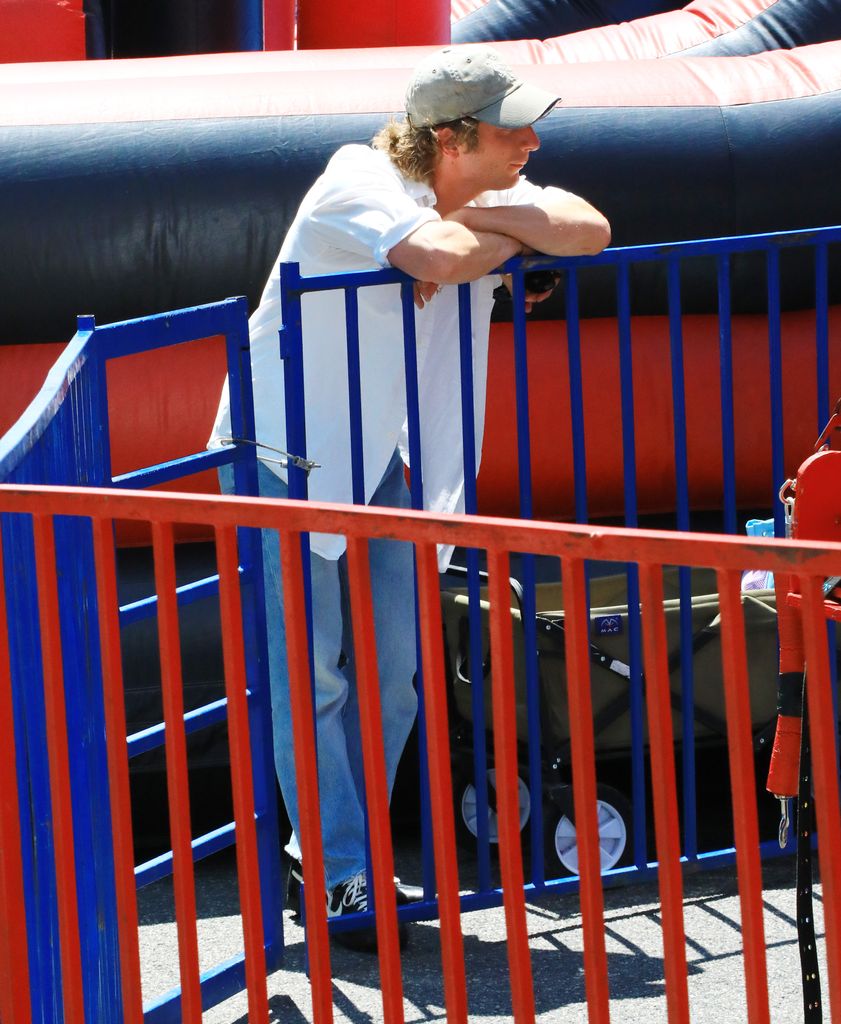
[388,218,524,284]
[450,190,611,257]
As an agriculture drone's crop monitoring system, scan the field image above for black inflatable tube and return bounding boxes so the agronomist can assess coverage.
[3,84,840,347]
[452,0,684,44]
[678,0,841,57]
[453,0,841,55]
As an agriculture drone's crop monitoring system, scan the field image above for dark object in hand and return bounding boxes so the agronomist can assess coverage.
[524,270,561,294]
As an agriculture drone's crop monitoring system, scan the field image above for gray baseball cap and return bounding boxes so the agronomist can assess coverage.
[405,46,560,129]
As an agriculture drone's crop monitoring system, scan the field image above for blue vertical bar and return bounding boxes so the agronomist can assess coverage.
[616,259,646,867]
[766,249,785,537]
[344,288,366,506]
[510,269,543,887]
[277,264,314,648]
[616,263,639,531]
[456,282,492,892]
[399,280,436,895]
[814,242,829,431]
[667,258,689,534]
[225,297,284,967]
[236,0,264,50]
[279,263,310,504]
[564,268,589,525]
[511,271,534,523]
[278,263,318,916]
[56,517,122,1020]
[61,332,122,1022]
[401,282,424,512]
[717,255,737,535]
[3,509,60,1024]
[343,286,374,898]
[456,283,478,500]
[667,258,697,861]
[226,307,261,500]
[0,517,37,1024]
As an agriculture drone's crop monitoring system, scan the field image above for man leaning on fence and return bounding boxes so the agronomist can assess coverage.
[209,45,610,952]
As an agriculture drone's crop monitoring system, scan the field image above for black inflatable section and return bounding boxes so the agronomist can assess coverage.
[0,115,345,344]
[107,0,245,57]
[521,91,841,322]
[678,0,841,57]
[452,0,683,44]
[3,87,840,346]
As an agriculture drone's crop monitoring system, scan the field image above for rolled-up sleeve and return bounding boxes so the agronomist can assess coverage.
[308,148,440,267]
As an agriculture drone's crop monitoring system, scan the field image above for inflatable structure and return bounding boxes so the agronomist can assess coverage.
[2,0,841,521]
[453,0,841,55]
[451,0,685,43]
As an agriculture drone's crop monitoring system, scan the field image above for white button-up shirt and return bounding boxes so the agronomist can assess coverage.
[210,143,549,562]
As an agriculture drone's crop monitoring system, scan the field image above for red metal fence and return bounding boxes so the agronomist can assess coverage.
[0,482,839,1022]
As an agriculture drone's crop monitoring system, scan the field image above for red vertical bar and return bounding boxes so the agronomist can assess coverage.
[151,521,202,1023]
[486,548,535,1024]
[214,525,270,1021]
[716,568,770,1024]
[559,555,610,1024]
[798,574,841,1021]
[32,513,86,1024]
[91,519,144,1024]
[637,564,690,1024]
[263,0,296,49]
[297,0,449,49]
[345,535,405,1022]
[0,531,32,1024]
[277,529,334,1023]
[0,2,86,62]
[414,541,468,1024]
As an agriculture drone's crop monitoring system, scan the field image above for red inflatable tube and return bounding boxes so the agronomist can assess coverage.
[2,39,841,126]
[479,309,841,520]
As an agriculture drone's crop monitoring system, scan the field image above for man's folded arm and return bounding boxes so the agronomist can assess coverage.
[387,218,525,285]
[450,187,611,257]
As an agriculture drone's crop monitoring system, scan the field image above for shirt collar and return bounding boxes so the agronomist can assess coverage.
[401,174,437,209]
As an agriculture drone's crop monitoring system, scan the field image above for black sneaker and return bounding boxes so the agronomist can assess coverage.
[288,859,422,915]
[327,870,369,917]
[394,877,424,905]
[327,871,408,953]
[285,857,304,919]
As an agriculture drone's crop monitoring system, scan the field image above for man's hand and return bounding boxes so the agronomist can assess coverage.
[413,280,440,309]
[501,272,559,313]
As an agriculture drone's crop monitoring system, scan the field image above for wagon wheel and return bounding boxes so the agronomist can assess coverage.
[457,768,531,847]
[544,784,633,876]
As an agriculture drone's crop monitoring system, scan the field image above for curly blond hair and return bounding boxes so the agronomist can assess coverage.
[371,117,480,184]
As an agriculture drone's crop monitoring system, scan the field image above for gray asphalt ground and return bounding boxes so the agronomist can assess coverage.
[137,849,826,1022]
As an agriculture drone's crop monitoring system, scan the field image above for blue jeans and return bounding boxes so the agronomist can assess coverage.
[220,450,418,889]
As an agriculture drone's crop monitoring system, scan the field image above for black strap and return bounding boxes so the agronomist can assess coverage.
[797,688,822,1021]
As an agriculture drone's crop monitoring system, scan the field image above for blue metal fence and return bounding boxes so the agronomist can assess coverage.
[279,223,841,901]
[0,298,283,1022]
